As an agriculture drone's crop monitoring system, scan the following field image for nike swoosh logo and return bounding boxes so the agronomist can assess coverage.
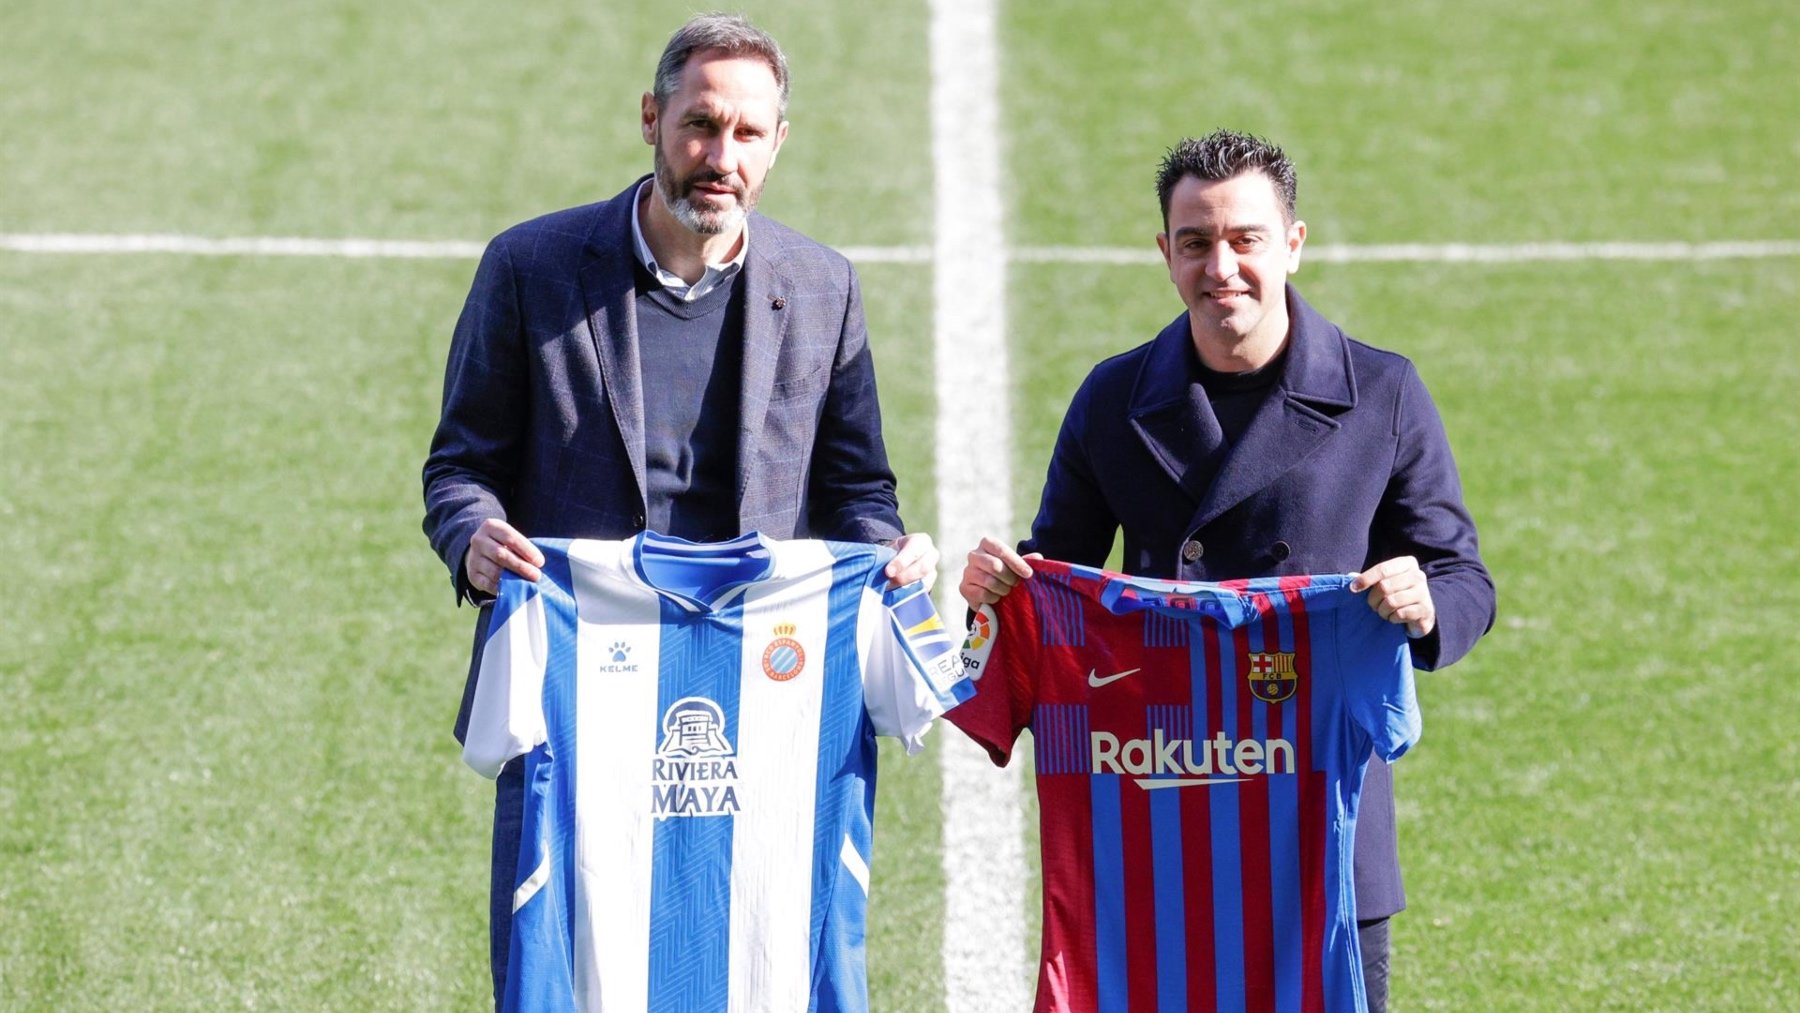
[1086,667,1142,688]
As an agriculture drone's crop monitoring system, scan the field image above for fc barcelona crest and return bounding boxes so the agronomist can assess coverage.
[1247,652,1298,703]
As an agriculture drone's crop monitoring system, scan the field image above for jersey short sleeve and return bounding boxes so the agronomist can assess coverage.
[1335,587,1423,763]
[944,597,1041,766]
[463,575,552,779]
[860,578,975,754]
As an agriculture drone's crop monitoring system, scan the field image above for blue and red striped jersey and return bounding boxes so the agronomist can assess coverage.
[949,561,1420,1013]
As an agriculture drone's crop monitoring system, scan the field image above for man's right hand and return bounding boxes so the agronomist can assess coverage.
[464,518,546,597]
[958,535,1040,609]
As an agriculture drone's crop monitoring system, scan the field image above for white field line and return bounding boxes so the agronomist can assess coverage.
[0,232,937,263]
[5,233,1799,264]
[928,0,1032,1011]
[1012,239,1800,265]
[0,233,489,258]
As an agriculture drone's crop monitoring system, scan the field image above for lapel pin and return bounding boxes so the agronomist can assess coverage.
[771,296,786,310]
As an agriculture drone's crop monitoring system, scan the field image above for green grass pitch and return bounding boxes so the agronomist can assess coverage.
[2,0,1795,1008]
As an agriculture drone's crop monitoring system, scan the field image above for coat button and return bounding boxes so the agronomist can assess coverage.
[1181,539,1203,562]
[633,513,646,529]
[1272,540,1291,561]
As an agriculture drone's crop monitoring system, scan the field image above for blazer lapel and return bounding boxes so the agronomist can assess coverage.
[1188,286,1357,530]
[578,179,650,503]
[1127,315,1226,507]
[735,217,792,510]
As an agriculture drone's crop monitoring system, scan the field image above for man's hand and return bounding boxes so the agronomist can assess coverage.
[464,518,546,597]
[959,535,1040,609]
[884,531,940,590]
[1350,555,1436,639]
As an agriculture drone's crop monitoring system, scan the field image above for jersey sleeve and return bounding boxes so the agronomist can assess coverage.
[1335,595,1423,763]
[462,573,551,779]
[860,579,976,755]
[944,592,1040,767]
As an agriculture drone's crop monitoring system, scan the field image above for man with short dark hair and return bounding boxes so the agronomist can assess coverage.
[958,129,1495,1011]
[423,14,937,1005]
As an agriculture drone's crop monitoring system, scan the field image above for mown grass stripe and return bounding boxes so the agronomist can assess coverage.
[9,235,1798,263]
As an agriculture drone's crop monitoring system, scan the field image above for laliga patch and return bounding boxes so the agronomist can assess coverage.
[960,604,998,680]
[1246,651,1298,703]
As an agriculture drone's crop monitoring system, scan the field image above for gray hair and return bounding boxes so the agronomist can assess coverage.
[652,13,790,118]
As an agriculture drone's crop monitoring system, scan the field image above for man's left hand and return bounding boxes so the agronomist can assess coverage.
[884,532,939,590]
[1350,555,1436,639]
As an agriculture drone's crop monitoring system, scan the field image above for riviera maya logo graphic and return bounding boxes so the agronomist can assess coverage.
[762,623,806,682]
[1246,651,1299,704]
[657,698,732,758]
[652,697,739,819]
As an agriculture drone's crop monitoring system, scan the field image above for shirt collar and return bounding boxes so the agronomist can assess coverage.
[630,179,748,302]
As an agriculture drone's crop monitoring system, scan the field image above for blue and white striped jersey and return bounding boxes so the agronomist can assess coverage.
[463,532,972,1013]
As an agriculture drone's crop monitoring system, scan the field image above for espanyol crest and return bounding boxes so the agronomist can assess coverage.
[761,623,807,682]
[1246,651,1298,704]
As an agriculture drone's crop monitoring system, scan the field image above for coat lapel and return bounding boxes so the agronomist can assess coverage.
[578,178,650,504]
[735,216,792,509]
[1127,315,1227,507]
[1187,286,1358,530]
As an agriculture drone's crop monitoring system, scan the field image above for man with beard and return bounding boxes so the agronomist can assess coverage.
[422,14,936,1004]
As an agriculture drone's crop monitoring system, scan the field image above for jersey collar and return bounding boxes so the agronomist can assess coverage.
[629,531,776,612]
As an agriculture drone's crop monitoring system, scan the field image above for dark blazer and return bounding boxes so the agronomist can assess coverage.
[423,178,905,734]
[1021,286,1496,918]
